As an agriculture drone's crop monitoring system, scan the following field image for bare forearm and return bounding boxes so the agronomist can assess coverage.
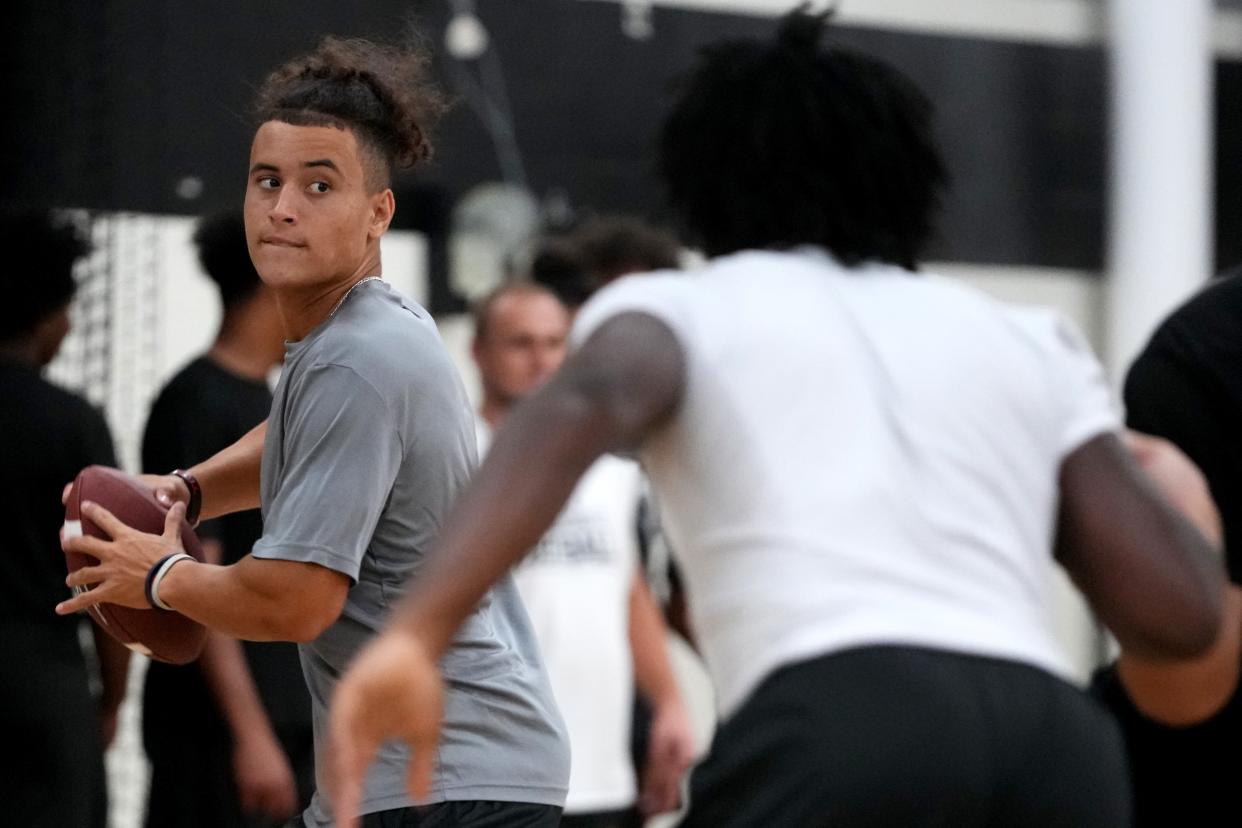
[1117,585,1242,725]
[191,421,267,520]
[193,539,279,737]
[91,623,131,712]
[630,576,681,708]
[200,630,279,740]
[1057,433,1225,660]
[158,556,335,643]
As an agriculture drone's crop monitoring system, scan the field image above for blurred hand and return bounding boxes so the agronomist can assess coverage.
[327,629,443,828]
[62,472,189,510]
[234,730,299,823]
[139,473,192,510]
[1124,430,1222,548]
[639,700,697,816]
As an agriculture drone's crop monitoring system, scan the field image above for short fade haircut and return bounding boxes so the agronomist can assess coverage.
[193,210,263,311]
[659,9,947,269]
[254,36,446,192]
[0,209,89,341]
[472,282,565,344]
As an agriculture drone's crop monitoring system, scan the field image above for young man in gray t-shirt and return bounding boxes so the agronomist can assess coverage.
[58,37,568,827]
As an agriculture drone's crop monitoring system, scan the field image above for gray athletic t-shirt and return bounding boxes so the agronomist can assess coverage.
[251,279,568,825]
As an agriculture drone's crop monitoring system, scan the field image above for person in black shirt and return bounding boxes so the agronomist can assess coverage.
[1090,274,1242,826]
[1124,268,1242,583]
[141,210,311,828]
[0,209,127,828]
[1093,627,1241,828]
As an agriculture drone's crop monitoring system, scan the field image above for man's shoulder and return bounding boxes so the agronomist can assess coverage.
[1127,271,1242,386]
[315,299,458,400]
[318,288,440,360]
[1152,270,1242,345]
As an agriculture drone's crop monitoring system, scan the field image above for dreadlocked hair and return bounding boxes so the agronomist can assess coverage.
[659,7,948,269]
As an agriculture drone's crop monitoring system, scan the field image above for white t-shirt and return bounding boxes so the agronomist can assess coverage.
[477,420,643,813]
[571,249,1120,719]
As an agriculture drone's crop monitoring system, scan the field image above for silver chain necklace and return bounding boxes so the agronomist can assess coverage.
[327,276,382,320]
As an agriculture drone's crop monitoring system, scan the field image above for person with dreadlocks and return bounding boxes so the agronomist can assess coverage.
[326,10,1224,827]
[55,36,568,827]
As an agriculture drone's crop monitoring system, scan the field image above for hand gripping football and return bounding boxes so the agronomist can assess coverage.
[64,466,207,664]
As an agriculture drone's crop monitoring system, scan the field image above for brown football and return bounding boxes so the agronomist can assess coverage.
[64,465,207,664]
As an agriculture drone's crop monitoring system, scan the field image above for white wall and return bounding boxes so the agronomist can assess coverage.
[593,0,1242,55]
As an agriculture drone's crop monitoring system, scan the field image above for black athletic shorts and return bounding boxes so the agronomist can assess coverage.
[559,807,642,828]
[681,646,1130,828]
[356,800,561,827]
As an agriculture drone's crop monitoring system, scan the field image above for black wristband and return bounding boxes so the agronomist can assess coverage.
[170,469,202,526]
[144,553,179,611]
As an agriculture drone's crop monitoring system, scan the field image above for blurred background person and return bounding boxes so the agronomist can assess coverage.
[532,216,681,312]
[140,210,311,827]
[530,215,698,810]
[1089,272,1242,826]
[1123,267,1242,582]
[572,216,692,633]
[471,281,696,827]
[529,217,692,638]
[0,209,128,828]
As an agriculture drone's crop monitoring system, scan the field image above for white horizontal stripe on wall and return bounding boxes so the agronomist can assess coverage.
[587,0,1242,57]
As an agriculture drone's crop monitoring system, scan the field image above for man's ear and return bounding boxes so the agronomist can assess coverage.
[369,189,395,241]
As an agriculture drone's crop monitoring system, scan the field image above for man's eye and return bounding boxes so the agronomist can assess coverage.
[257,177,280,189]
[309,181,330,194]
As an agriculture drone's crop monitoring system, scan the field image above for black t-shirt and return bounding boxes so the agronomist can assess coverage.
[1124,268,1242,584]
[140,356,311,740]
[1092,665,1241,827]
[1112,269,1242,825]
[0,357,115,638]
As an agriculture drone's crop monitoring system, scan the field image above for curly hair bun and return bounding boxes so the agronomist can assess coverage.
[255,36,446,186]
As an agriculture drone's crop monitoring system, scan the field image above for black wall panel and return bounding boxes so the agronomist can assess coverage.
[5,0,1239,271]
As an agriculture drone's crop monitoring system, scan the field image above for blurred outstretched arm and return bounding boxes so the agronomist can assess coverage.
[1056,431,1225,661]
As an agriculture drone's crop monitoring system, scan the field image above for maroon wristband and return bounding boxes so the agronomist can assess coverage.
[170,469,202,527]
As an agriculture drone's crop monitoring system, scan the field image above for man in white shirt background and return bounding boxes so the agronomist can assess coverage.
[471,282,696,828]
